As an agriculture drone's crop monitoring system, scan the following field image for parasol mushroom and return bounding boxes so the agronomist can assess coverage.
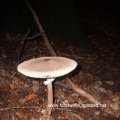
[17,57,77,117]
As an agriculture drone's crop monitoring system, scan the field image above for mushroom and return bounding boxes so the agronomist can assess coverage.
[17,57,77,117]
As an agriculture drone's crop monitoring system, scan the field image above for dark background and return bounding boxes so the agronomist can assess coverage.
[0,0,119,32]
[0,0,120,49]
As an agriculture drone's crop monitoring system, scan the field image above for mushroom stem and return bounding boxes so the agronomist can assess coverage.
[47,80,54,116]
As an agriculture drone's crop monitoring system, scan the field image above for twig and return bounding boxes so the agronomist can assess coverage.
[25,0,101,106]
[17,33,40,42]
[55,107,84,120]
[0,106,40,111]
[25,0,57,56]
[6,33,40,43]
[69,112,84,120]
[67,78,101,104]
[55,81,71,89]
[55,80,101,104]
[18,29,30,63]
[27,33,40,40]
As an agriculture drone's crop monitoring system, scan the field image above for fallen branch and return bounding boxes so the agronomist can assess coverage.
[26,33,40,40]
[0,106,40,111]
[55,107,84,120]
[25,0,56,56]
[18,33,40,41]
[67,78,101,104]
[55,80,101,104]
[69,112,84,120]
[25,0,101,106]
[7,33,40,43]
[18,29,30,63]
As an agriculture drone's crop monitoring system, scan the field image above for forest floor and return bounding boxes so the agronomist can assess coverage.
[0,8,120,120]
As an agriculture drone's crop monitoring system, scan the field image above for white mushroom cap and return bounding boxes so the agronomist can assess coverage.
[17,57,77,79]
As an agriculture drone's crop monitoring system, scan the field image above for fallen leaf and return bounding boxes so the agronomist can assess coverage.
[105,80,115,85]
[10,78,28,90]
[32,81,40,93]
[87,73,94,81]
[15,109,30,119]
[25,93,39,102]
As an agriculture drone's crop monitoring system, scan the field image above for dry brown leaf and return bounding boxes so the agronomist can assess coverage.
[25,93,39,102]
[10,78,28,90]
[32,81,40,93]
[87,73,94,81]
[15,109,30,119]
[19,92,39,105]
[105,80,115,86]
[111,94,120,102]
